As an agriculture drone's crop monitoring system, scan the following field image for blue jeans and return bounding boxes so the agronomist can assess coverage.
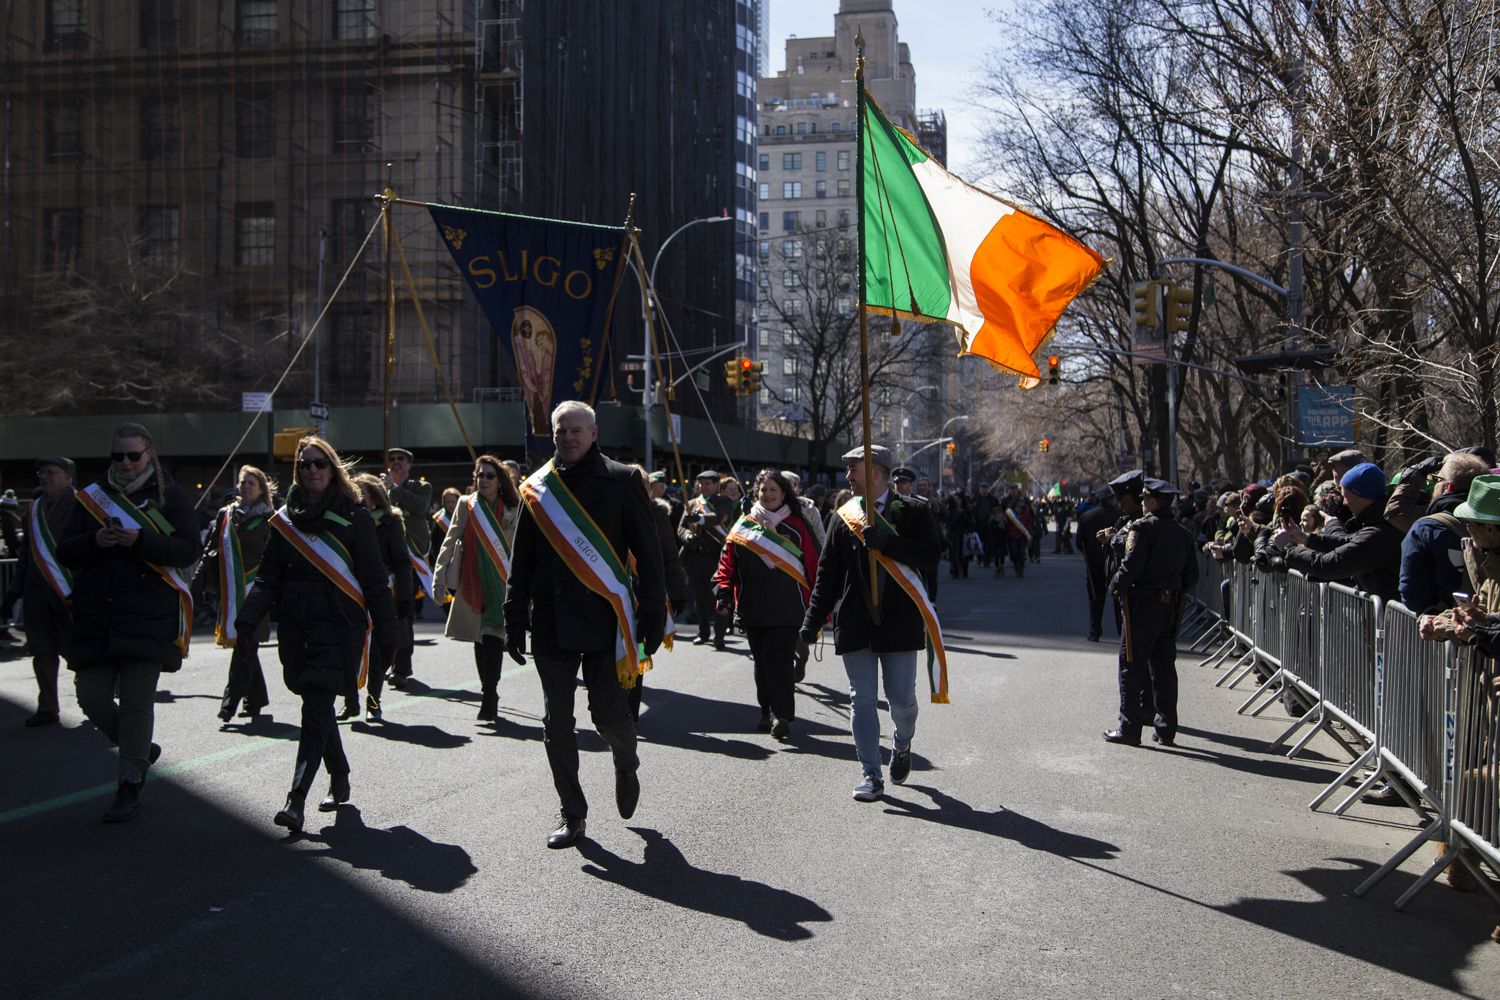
[842,648,919,779]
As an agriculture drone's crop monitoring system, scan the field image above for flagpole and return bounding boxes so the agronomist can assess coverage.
[381,187,396,461]
[855,29,881,620]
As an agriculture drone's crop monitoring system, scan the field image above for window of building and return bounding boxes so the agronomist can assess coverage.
[334,0,377,39]
[782,152,801,170]
[235,203,276,266]
[758,269,769,288]
[331,198,369,260]
[45,102,83,162]
[796,121,807,135]
[758,182,770,200]
[758,212,770,231]
[782,211,799,232]
[783,329,800,346]
[838,210,850,228]
[836,294,856,315]
[816,151,827,172]
[783,357,799,376]
[42,208,82,271]
[139,1,180,49]
[758,153,769,171]
[837,179,851,198]
[781,239,802,258]
[45,0,88,53]
[815,180,827,199]
[838,150,851,171]
[815,210,827,228]
[329,310,373,388]
[236,90,275,157]
[139,205,180,263]
[332,87,377,152]
[782,270,802,288]
[236,0,277,43]
[759,386,772,405]
[140,96,180,160]
[776,125,786,135]
[782,181,802,199]
[832,122,842,132]
[757,327,770,349]
[758,240,770,260]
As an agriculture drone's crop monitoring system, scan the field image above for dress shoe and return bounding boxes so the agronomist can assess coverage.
[24,712,59,727]
[274,794,306,832]
[713,639,727,651]
[318,773,351,812]
[149,742,162,765]
[102,781,142,823]
[616,769,640,820]
[756,712,772,733]
[691,635,709,646]
[217,707,235,723]
[337,702,359,721]
[365,695,382,722]
[477,694,498,721]
[1151,731,1176,747]
[1086,633,1102,643]
[239,705,262,719]
[770,717,792,742]
[1102,729,1141,746]
[547,813,586,849]
[890,746,912,784]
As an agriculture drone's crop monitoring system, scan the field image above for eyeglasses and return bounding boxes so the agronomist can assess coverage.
[298,458,331,470]
[475,471,499,480]
[110,451,145,462]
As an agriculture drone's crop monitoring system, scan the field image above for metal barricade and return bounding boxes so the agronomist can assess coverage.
[1185,551,1226,648]
[1279,582,1380,766]
[1243,570,1322,724]
[1446,649,1500,901]
[1216,561,1264,689]
[1197,556,1247,670]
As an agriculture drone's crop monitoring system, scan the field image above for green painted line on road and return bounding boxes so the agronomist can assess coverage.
[0,666,538,827]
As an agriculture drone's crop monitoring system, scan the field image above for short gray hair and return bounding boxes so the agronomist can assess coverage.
[551,400,596,429]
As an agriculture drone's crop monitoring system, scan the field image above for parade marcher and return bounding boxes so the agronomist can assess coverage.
[57,423,201,822]
[194,465,275,723]
[721,475,749,516]
[383,447,432,687]
[1000,496,1032,577]
[1076,485,1117,641]
[346,474,414,723]
[235,436,398,832]
[678,469,734,648]
[1103,478,1198,747]
[714,469,821,740]
[626,468,687,724]
[972,484,997,567]
[434,454,521,721]
[801,445,943,801]
[784,470,829,549]
[945,493,973,579]
[1,456,77,727]
[503,402,665,849]
[430,487,462,563]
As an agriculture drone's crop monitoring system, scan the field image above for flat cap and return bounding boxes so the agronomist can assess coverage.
[35,456,76,479]
[695,469,721,480]
[386,447,414,461]
[647,471,666,483]
[840,444,894,470]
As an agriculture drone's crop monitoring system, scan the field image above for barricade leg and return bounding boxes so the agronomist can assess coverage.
[1198,634,1239,670]
[1309,743,1376,809]
[1393,846,1458,910]
[1355,818,1442,898]
[1215,648,1258,688]
[1246,675,1289,718]
[1189,618,1224,653]
[1272,701,1322,755]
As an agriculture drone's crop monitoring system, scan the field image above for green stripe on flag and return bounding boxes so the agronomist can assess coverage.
[861,94,952,323]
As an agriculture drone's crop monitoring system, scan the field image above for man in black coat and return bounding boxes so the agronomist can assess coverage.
[1103,478,1198,747]
[678,470,734,648]
[504,401,666,849]
[383,447,431,685]
[1273,461,1403,601]
[1076,485,1118,641]
[2,457,78,726]
[800,444,942,802]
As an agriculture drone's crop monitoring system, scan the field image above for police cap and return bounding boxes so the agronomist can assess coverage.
[1108,469,1145,495]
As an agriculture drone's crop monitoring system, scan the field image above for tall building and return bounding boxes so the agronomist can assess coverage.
[0,0,756,428]
[755,0,953,473]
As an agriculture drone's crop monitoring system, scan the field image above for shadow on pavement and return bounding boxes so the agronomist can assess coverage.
[351,719,473,750]
[1146,740,1354,787]
[297,805,479,893]
[882,785,1120,860]
[477,712,546,742]
[1177,723,1342,764]
[219,715,300,741]
[577,828,833,940]
[634,686,775,761]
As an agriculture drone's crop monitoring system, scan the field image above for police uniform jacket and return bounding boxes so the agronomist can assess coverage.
[57,475,201,671]
[503,445,665,656]
[802,493,941,654]
[3,490,77,656]
[1108,510,1198,603]
[1076,502,1117,571]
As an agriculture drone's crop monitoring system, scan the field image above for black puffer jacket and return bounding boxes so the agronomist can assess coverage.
[57,476,202,671]
[1283,501,1403,600]
[237,493,397,693]
[373,509,416,611]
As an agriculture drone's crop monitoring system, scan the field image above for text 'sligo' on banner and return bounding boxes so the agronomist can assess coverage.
[429,204,627,459]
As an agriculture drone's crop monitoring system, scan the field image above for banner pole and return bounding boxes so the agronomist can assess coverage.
[855,29,881,620]
[631,235,688,489]
[382,187,396,461]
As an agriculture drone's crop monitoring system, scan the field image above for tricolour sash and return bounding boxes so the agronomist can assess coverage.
[407,534,437,602]
[433,507,452,535]
[214,510,259,647]
[270,509,373,688]
[836,497,949,703]
[29,494,74,604]
[727,514,809,591]
[521,462,644,688]
[78,484,193,656]
[466,493,513,586]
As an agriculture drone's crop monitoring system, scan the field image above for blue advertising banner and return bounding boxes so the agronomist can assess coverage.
[1297,384,1355,447]
[429,204,627,457]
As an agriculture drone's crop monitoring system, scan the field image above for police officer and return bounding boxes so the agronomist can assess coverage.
[1075,484,1118,641]
[1101,471,1146,636]
[1103,478,1198,747]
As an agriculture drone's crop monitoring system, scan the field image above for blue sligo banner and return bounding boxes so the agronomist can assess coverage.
[429,204,627,456]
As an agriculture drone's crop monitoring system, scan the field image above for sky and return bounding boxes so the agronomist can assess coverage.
[766,0,1014,178]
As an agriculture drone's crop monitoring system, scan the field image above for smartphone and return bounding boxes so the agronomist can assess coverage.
[1453,592,1473,606]
[107,516,121,529]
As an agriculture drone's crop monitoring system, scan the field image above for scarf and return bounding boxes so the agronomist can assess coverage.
[459,493,507,629]
[284,484,338,533]
[748,502,792,571]
[108,465,156,497]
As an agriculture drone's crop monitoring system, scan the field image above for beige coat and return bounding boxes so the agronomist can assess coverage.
[432,495,519,643]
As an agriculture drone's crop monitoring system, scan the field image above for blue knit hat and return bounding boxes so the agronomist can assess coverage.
[1339,461,1386,501]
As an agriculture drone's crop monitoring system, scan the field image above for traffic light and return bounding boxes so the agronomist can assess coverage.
[1130,280,1157,328]
[945,441,957,455]
[723,358,742,392]
[1046,355,1061,386]
[1039,437,1050,453]
[1165,284,1193,336]
[742,359,764,395]
[274,427,317,462]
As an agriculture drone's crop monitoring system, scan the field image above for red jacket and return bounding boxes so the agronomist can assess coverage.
[712,511,820,628]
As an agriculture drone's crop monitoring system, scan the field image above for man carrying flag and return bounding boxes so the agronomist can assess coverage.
[800,445,943,802]
[383,447,432,686]
[503,402,665,849]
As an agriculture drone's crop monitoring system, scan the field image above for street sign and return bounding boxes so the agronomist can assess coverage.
[1297,384,1355,446]
[618,360,646,373]
[309,401,330,421]
[241,391,273,413]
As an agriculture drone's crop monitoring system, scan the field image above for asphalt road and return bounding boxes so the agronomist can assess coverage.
[3,545,1498,999]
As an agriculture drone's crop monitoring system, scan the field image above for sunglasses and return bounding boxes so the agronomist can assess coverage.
[298,458,331,470]
[475,471,499,480]
[110,451,146,462]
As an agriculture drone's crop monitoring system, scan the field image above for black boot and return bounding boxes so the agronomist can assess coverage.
[102,781,143,824]
[274,793,306,832]
[319,773,351,812]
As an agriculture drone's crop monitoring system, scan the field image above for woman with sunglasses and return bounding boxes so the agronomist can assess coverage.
[194,465,276,723]
[433,454,521,721]
[235,436,397,832]
[346,473,414,722]
[57,422,201,823]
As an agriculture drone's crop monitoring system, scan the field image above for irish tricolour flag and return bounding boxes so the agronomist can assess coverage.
[862,95,1104,381]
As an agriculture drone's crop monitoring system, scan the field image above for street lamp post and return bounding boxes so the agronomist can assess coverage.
[937,414,970,484]
[644,214,731,473]
[894,384,939,474]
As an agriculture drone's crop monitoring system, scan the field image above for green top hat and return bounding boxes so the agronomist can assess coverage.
[1455,474,1500,524]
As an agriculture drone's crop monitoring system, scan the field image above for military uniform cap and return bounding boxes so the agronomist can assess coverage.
[841,444,894,470]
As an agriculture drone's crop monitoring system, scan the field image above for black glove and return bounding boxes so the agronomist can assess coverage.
[1406,455,1443,478]
[638,613,665,657]
[396,599,415,620]
[798,627,818,646]
[504,628,527,664]
[863,525,889,550]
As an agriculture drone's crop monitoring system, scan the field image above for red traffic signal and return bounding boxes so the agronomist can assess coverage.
[740,357,753,372]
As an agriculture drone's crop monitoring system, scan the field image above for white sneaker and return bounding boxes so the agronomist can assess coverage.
[852,775,885,802]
